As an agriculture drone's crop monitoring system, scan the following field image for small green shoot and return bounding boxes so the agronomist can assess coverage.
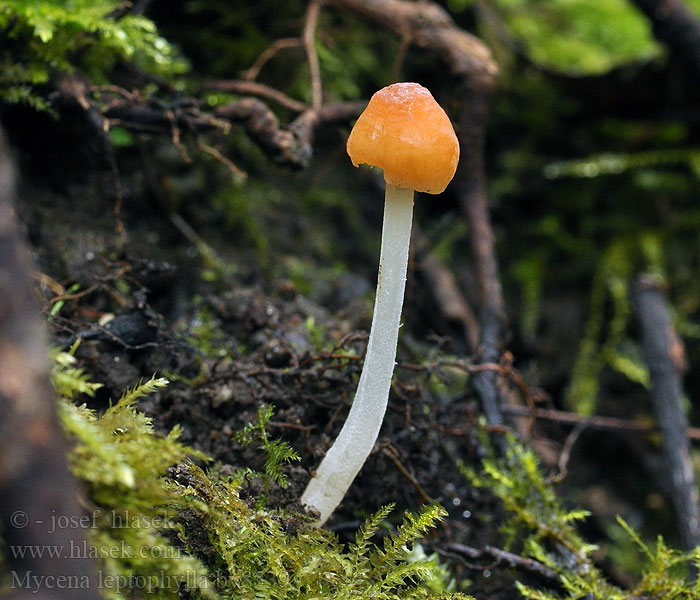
[234,404,300,501]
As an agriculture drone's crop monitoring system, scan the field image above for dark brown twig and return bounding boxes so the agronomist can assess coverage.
[328,0,498,83]
[445,543,560,584]
[502,404,700,441]
[196,140,247,179]
[632,274,700,552]
[381,446,433,504]
[99,92,365,170]
[241,38,303,81]
[551,421,588,484]
[202,80,309,113]
[303,0,324,110]
[457,83,504,429]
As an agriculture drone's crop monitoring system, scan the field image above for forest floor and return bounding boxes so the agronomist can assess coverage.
[7,99,667,598]
[12,122,529,597]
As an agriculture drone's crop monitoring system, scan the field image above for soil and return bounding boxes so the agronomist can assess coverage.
[7,114,531,597]
[15,90,658,597]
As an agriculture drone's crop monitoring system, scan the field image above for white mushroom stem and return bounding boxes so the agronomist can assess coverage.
[301,183,415,525]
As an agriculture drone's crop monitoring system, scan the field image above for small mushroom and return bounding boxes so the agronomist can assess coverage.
[301,82,459,525]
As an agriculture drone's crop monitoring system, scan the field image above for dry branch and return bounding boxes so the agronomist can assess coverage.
[303,0,324,110]
[502,404,700,441]
[240,38,303,81]
[203,80,309,113]
[445,543,560,584]
[328,0,498,85]
[99,93,364,169]
[632,274,700,552]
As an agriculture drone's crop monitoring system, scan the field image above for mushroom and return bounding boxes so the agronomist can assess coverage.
[301,82,460,525]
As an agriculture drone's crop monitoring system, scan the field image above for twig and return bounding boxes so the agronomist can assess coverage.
[501,405,700,441]
[445,543,560,584]
[268,421,316,432]
[303,0,324,110]
[31,271,68,295]
[468,357,542,432]
[101,93,364,169]
[316,100,367,122]
[457,91,504,429]
[390,31,412,81]
[47,285,100,306]
[241,38,303,81]
[551,420,588,484]
[329,0,498,82]
[202,80,309,113]
[632,274,700,552]
[381,446,433,504]
[196,139,247,179]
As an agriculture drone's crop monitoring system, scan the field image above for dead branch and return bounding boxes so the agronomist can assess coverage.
[328,0,498,85]
[0,131,99,599]
[502,404,700,441]
[202,80,309,113]
[381,446,433,504]
[445,543,560,584]
[95,84,364,169]
[632,274,700,552]
[241,38,303,81]
[303,0,324,110]
[98,93,350,169]
[456,78,504,430]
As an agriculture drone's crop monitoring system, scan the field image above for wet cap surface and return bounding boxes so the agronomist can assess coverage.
[346,82,460,194]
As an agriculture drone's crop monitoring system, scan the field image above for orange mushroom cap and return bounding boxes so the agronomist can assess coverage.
[346,82,460,195]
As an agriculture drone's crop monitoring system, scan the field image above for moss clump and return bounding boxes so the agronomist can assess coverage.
[56,367,211,599]
[50,349,471,600]
[463,431,700,599]
[181,467,469,600]
[0,0,185,112]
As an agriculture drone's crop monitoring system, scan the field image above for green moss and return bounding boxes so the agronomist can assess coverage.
[45,349,471,600]
[563,234,662,415]
[489,0,659,74]
[56,373,211,599]
[0,0,185,112]
[463,431,700,599]
[233,404,300,505]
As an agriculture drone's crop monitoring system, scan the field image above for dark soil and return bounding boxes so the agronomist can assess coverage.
[9,117,532,597]
[11,93,666,596]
